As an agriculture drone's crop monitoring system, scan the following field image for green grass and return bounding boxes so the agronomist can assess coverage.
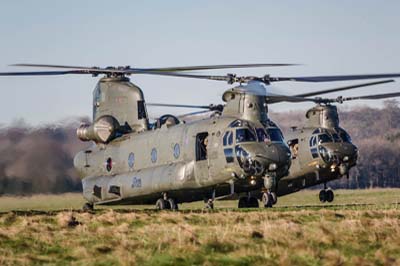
[1,188,399,212]
[0,189,399,265]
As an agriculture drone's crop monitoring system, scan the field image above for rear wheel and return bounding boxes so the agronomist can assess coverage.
[82,202,94,212]
[319,190,327,203]
[247,197,259,208]
[156,198,168,210]
[238,197,248,208]
[167,198,178,210]
[326,189,334,202]
[262,192,273,208]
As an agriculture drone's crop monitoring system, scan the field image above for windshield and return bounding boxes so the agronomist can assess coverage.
[256,128,270,142]
[318,133,333,144]
[338,129,352,143]
[267,128,284,142]
[236,128,257,143]
[331,133,341,142]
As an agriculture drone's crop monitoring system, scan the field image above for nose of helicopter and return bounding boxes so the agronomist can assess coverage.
[321,142,358,162]
[319,142,358,175]
[236,143,291,177]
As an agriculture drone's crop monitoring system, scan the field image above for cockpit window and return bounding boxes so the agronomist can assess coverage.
[267,128,284,142]
[338,130,352,143]
[236,128,257,143]
[256,128,270,143]
[332,133,341,142]
[318,134,333,144]
[230,119,245,128]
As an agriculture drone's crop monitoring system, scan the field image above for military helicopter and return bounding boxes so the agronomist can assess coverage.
[143,73,400,208]
[2,64,400,210]
[0,63,295,210]
[275,81,400,203]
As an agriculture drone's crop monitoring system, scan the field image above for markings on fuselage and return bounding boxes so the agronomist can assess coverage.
[131,177,142,188]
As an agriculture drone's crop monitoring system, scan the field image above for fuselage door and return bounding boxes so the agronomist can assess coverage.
[194,132,210,184]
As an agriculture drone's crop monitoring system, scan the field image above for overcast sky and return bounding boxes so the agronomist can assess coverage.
[0,0,399,125]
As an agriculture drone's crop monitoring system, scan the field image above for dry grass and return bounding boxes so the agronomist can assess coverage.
[0,189,399,265]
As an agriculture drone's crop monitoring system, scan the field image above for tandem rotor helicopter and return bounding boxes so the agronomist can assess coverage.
[1,63,400,210]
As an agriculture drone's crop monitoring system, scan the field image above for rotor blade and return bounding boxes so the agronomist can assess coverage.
[294,79,395,98]
[271,73,400,82]
[265,94,319,103]
[138,63,299,72]
[11,63,298,72]
[0,70,88,76]
[340,92,400,101]
[147,103,210,109]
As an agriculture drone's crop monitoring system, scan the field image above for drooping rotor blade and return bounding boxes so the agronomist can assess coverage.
[339,91,400,102]
[270,73,400,83]
[294,79,395,98]
[147,103,210,109]
[265,94,319,103]
[0,70,88,76]
[147,103,224,112]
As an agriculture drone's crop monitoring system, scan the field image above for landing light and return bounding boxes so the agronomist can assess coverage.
[268,163,277,171]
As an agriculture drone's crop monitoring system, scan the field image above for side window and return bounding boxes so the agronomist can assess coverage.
[223,131,233,146]
[196,132,209,161]
[137,100,147,120]
[288,139,299,159]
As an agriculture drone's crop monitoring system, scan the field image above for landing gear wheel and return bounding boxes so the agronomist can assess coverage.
[156,198,170,210]
[319,190,327,203]
[82,202,94,212]
[270,192,277,205]
[262,192,273,208]
[167,198,178,211]
[238,197,248,208]
[247,197,259,208]
[326,189,334,203]
[205,199,214,209]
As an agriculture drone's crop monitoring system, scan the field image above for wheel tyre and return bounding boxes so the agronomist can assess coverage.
[270,192,277,205]
[319,190,327,203]
[168,198,178,211]
[326,189,334,202]
[82,203,94,212]
[238,197,248,208]
[262,193,272,208]
[248,197,259,208]
[206,200,214,209]
[156,198,166,210]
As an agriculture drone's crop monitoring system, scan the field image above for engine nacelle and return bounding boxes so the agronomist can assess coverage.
[77,115,120,143]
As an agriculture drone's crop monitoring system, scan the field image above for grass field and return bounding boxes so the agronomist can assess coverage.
[0,189,399,265]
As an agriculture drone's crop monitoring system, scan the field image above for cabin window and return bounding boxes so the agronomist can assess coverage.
[137,100,147,120]
[106,157,112,172]
[196,132,209,161]
[173,143,180,159]
[288,139,299,158]
[236,128,257,143]
[128,152,135,169]
[151,148,157,163]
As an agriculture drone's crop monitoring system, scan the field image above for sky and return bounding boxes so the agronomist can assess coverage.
[0,0,399,125]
